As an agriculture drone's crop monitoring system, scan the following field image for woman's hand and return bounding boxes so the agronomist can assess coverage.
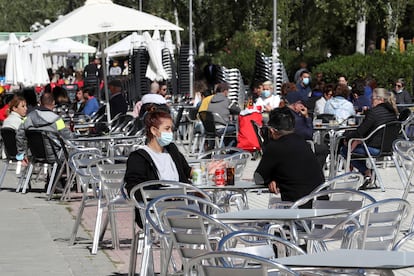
[207,160,226,175]
[268,180,280,194]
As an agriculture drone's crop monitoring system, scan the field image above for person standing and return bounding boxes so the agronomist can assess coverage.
[108,79,128,118]
[295,70,312,102]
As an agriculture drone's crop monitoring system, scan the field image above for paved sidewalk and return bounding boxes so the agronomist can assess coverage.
[0,156,414,275]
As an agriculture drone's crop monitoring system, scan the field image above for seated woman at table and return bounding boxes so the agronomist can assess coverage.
[124,108,221,227]
[340,88,398,190]
[254,107,324,208]
[2,95,27,130]
[324,83,355,123]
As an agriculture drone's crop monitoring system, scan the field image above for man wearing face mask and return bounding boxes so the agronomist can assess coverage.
[296,70,312,102]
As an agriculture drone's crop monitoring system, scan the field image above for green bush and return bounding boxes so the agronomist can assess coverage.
[313,50,414,95]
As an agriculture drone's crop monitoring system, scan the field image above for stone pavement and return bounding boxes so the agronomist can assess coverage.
[0,155,413,275]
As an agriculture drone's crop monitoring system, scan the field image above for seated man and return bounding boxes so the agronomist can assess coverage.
[137,81,169,118]
[254,107,324,207]
[108,79,128,119]
[205,82,240,146]
[82,87,100,116]
[16,92,72,172]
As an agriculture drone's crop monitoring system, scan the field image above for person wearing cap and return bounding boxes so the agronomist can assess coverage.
[254,107,324,207]
[108,79,128,118]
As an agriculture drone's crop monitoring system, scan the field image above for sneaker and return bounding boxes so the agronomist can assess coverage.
[358,176,379,190]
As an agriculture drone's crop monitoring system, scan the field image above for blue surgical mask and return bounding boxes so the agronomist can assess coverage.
[157,131,173,147]
[303,77,310,86]
[262,90,271,98]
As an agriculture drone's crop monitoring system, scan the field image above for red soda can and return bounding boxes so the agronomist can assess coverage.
[214,168,225,186]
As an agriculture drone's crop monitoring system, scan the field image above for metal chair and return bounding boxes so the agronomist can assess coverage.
[290,188,376,253]
[392,139,414,200]
[185,251,299,276]
[146,193,224,275]
[91,157,131,254]
[341,198,411,250]
[128,180,212,276]
[311,172,364,194]
[392,231,414,251]
[401,112,414,140]
[157,207,234,275]
[344,121,403,191]
[218,230,305,259]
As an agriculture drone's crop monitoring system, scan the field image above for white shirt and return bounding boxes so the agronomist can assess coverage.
[314,97,327,115]
[255,94,281,111]
[142,145,179,181]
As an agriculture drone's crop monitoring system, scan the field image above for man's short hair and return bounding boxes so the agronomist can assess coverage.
[83,86,95,96]
[215,82,230,93]
[268,107,295,131]
[108,79,122,88]
[40,92,54,106]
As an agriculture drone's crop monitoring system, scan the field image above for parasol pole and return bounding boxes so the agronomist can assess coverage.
[100,32,111,125]
[272,0,279,90]
[189,0,194,98]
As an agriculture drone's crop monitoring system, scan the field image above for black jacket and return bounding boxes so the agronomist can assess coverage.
[345,102,397,148]
[124,143,192,227]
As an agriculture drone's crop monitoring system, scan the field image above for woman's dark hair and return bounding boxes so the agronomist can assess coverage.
[144,108,172,141]
[22,87,38,107]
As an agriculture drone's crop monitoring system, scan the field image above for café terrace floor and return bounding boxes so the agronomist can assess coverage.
[0,153,413,275]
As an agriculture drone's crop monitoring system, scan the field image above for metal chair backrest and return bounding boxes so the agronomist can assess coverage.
[198,110,218,136]
[186,251,299,276]
[1,127,17,159]
[380,121,403,155]
[392,231,414,251]
[25,129,60,164]
[342,198,411,250]
[311,172,365,200]
[218,230,305,259]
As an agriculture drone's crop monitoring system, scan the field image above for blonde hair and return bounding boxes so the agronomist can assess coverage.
[373,88,398,114]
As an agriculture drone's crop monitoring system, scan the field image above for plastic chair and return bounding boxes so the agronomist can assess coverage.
[128,180,212,276]
[0,128,22,189]
[198,111,237,153]
[344,121,403,191]
[17,130,63,194]
[185,251,299,276]
[218,230,305,259]
[146,193,224,275]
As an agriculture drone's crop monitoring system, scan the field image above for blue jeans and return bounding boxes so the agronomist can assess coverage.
[341,144,380,174]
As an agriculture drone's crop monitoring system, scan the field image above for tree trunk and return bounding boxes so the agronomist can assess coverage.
[356,14,366,54]
[386,3,398,49]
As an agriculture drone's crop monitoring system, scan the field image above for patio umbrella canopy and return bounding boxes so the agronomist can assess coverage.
[45,38,97,55]
[29,0,182,122]
[5,33,24,86]
[104,32,144,58]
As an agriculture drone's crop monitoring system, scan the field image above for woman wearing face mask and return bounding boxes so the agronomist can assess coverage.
[255,86,281,113]
[124,107,230,227]
[393,78,411,106]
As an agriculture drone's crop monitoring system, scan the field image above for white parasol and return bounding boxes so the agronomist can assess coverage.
[29,0,182,123]
[5,33,25,85]
[31,42,50,86]
[163,30,175,55]
[19,37,34,86]
[104,32,144,57]
[144,31,168,81]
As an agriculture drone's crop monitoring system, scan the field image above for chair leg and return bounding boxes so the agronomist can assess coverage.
[69,188,89,245]
[21,163,34,194]
[61,171,75,201]
[108,206,120,250]
[91,191,104,255]
[0,161,9,189]
[139,223,154,276]
[128,229,139,276]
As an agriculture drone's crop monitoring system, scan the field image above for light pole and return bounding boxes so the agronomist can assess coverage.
[272,0,279,88]
[189,0,194,98]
